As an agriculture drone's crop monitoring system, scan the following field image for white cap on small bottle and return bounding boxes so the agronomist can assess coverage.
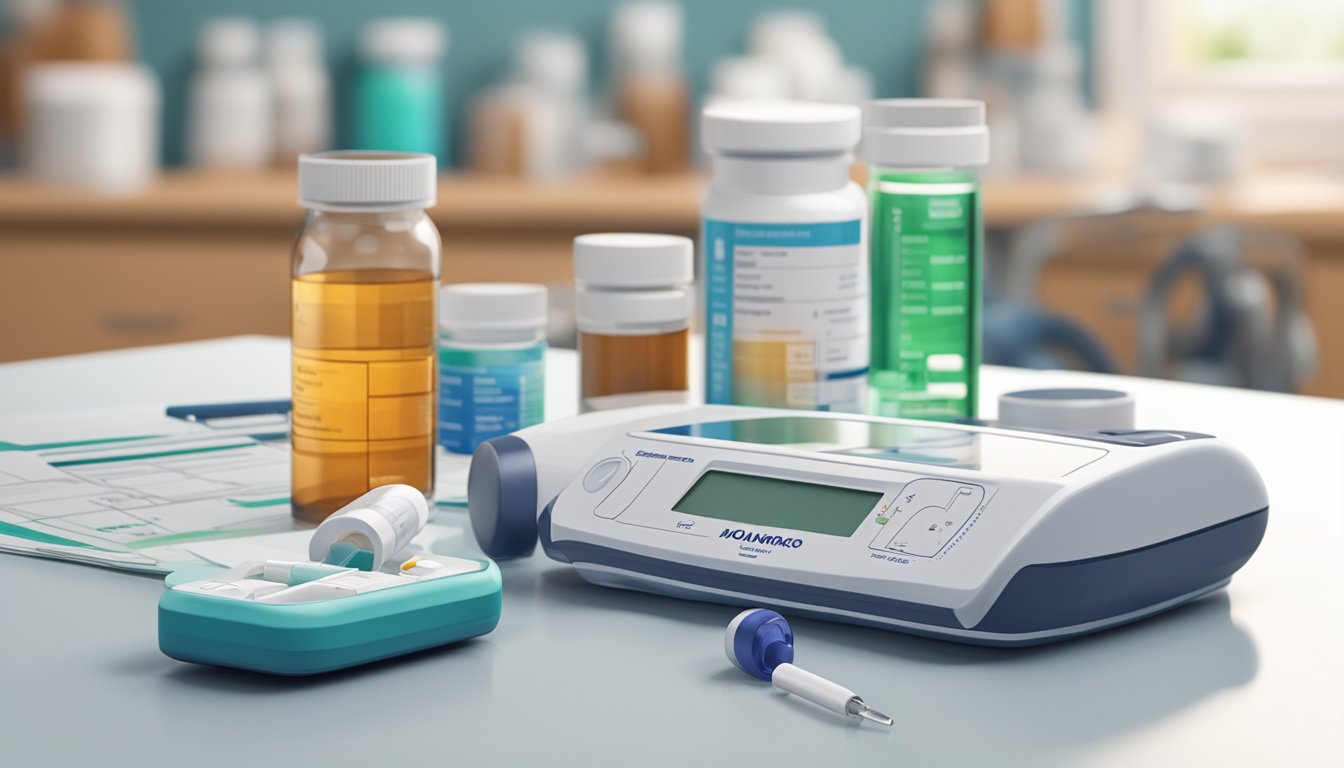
[573,233,693,289]
[298,150,436,211]
[359,18,447,65]
[574,233,693,334]
[440,283,548,333]
[862,98,989,168]
[701,100,861,157]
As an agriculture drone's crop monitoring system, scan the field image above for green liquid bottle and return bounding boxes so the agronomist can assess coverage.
[864,100,989,420]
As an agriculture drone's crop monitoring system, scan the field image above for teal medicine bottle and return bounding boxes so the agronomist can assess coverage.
[864,99,989,420]
[437,283,547,455]
[351,19,447,161]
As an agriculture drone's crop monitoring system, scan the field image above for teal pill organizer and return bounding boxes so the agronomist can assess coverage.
[160,485,501,675]
[160,556,502,675]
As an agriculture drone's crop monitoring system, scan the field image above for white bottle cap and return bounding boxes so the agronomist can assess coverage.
[746,10,828,57]
[701,100,861,157]
[199,17,261,68]
[266,18,323,67]
[298,150,436,211]
[862,98,990,168]
[440,283,548,333]
[997,388,1136,432]
[516,30,587,96]
[610,1,682,74]
[574,233,693,335]
[573,233,693,289]
[360,18,447,65]
[709,57,791,102]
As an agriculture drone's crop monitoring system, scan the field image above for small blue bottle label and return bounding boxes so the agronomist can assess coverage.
[438,344,545,454]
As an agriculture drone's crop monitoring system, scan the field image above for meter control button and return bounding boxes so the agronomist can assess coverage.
[583,457,628,493]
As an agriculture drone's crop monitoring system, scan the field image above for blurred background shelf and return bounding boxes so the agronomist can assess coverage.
[3,169,1343,397]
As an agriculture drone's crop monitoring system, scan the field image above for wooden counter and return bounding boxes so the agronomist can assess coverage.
[1,169,1342,395]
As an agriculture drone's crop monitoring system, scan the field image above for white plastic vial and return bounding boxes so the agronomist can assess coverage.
[188,18,273,169]
[438,283,548,455]
[700,101,868,412]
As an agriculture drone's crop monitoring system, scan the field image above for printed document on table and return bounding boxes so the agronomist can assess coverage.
[0,407,297,573]
[0,405,473,574]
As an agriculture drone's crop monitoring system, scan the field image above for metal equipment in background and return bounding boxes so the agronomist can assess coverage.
[1139,225,1317,393]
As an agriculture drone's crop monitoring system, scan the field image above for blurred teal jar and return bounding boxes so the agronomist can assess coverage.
[351,18,447,161]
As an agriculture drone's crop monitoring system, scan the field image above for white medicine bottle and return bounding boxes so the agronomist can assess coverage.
[265,18,331,163]
[188,18,272,169]
[437,284,548,455]
[700,101,868,412]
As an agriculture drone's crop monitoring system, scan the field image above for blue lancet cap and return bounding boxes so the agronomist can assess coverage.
[725,609,795,681]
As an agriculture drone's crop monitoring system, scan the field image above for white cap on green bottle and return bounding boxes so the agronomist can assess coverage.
[862,98,989,168]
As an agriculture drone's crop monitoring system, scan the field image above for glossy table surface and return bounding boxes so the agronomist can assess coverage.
[1,337,1340,767]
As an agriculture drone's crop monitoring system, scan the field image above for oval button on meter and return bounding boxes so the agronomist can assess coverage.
[583,457,628,493]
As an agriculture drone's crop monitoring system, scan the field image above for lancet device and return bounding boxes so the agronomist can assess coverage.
[726,608,893,726]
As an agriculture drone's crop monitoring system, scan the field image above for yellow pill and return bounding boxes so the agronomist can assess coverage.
[400,557,420,571]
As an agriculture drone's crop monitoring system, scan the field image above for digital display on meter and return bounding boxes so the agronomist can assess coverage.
[672,470,882,537]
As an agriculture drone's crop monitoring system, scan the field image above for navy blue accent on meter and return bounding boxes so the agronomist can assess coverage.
[539,504,1268,647]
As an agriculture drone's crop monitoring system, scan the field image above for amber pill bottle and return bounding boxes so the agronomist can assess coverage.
[290,151,440,523]
[574,233,693,412]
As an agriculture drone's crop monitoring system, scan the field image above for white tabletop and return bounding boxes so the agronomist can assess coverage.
[1,337,1341,766]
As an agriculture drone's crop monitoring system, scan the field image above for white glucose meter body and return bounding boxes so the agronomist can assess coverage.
[470,406,1268,646]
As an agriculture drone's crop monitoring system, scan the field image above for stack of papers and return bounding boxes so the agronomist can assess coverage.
[0,404,473,574]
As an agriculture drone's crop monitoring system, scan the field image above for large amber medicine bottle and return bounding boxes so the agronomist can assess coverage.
[291,151,440,523]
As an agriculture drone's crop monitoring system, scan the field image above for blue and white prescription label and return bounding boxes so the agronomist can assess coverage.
[703,218,868,412]
[438,344,545,454]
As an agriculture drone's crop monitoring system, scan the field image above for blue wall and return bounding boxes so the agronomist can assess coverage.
[128,0,1091,166]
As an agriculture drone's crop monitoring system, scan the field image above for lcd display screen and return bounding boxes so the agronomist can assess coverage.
[672,470,882,537]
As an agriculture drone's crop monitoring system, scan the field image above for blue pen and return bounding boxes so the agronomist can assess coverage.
[165,400,292,442]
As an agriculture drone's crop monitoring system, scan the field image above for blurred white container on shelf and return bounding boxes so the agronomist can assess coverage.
[748,12,839,102]
[188,18,272,169]
[1016,42,1095,176]
[608,1,690,174]
[23,62,159,193]
[515,30,589,179]
[744,9,867,105]
[827,65,875,106]
[708,56,791,103]
[266,18,331,164]
[468,29,599,181]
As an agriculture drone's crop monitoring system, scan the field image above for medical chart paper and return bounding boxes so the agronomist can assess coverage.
[0,406,297,573]
[0,405,474,574]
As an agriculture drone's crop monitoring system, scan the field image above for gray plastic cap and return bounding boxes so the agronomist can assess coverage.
[997,388,1136,432]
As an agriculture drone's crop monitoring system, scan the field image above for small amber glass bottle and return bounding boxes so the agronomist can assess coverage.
[574,233,693,411]
[290,151,440,523]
